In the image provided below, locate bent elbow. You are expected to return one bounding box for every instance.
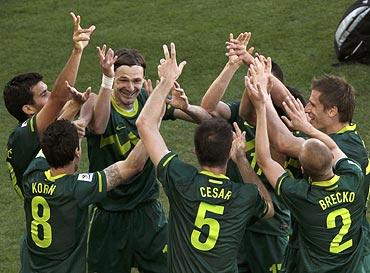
[264,202,275,219]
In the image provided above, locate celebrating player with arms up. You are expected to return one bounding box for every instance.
[136,43,274,273]
[22,120,148,273]
[4,12,95,198]
[246,58,370,273]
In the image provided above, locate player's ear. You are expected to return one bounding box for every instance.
[22,104,36,116]
[75,147,81,159]
[327,106,338,118]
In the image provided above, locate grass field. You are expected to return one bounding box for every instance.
[1,0,369,272]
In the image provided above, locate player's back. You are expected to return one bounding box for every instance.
[277,158,367,273]
[22,156,107,273]
[157,152,268,273]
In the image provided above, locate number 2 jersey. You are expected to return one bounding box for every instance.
[22,156,107,273]
[276,158,366,273]
[157,152,269,273]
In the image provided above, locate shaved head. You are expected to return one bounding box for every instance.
[299,139,333,178]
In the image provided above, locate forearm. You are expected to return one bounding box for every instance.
[201,62,240,112]
[52,48,83,101]
[270,75,294,108]
[58,100,81,121]
[141,78,174,128]
[79,92,97,126]
[89,86,112,134]
[104,142,148,191]
[255,105,272,166]
[239,88,255,122]
[174,105,212,124]
[235,156,272,203]
[266,99,302,158]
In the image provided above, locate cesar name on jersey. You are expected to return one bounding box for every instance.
[199,186,232,200]
[32,182,56,196]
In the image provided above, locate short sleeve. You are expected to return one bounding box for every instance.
[72,171,108,208]
[163,103,176,120]
[156,151,197,197]
[226,101,241,123]
[334,158,364,178]
[253,191,269,220]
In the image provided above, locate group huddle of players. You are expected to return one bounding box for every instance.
[4,12,370,273]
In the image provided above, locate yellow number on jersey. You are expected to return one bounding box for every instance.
[31,196,52,248]
[327,208,352,253]
[191,202,224,251]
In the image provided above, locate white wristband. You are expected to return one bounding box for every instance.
[101,74,114,89]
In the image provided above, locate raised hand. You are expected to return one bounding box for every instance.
[281,97,311,132]
[70,12,95,52]
[72,119,87,139]
[230,122,247,163]
[157,43,186,81]
[65,81,91,106]
[168,81,189,111]
[245,74,268,110]
[226,32,255,65]
[97,45,117,78]
[248,56,270,93]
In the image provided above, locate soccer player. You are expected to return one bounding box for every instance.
[4,12,95,198]
[85,45,210,273]
[22,119,148,273]
[201,33,290,273]
[246,69,369,272]
[136,42,274,273]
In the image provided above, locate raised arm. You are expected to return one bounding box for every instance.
[230,122,274,219]
[200,32,252,119]
[103,140,148,191]
[58,82,91,121]
[282,97,346,164]
[170,82,212,123]
[36,12,95,134]
[246,59,286,189]
[136,43,186,166]
[88,45,117,134]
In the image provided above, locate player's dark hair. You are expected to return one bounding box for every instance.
[311,74,355,123]
[114,48,146,74]
[3,72,43,122]
[274,86,307,118]
[271,60,284,83]
[299,139,333,179]
[41,120,79,168]
[194,118,233,168]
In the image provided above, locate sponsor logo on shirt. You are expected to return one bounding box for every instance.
[21,120,28,127]
[78,173,94,182]
[116,124,126,131]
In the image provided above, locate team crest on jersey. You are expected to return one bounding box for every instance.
[77,173,93,182]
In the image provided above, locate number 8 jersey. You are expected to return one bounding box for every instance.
[22,156,107,273]
[276,157,367,273]
[156,152,269,273]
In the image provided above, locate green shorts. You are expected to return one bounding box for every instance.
[237,230,288,273]
[87,200,168,273]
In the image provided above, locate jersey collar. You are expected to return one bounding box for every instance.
[336,123,357,134]
[199,170,230,180]
[311,175,339,189]
[44,170,67,182]
[111,95,139,117]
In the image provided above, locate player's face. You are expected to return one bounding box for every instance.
[113,65,144,109]
[30,81,51,113]
[305,90,332,132]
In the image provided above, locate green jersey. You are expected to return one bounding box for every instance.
[157,152,268,273]
[277,158,366,273]
[226,101,291,236]
[23,156,107,273]
[6,115,40,198]
[87,90,175,211]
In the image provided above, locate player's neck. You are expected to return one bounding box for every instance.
[200,165,227,176]
[50,163,76,176]
[310,169,335,183]
[323,121,349,135]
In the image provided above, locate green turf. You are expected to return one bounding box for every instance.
[1,0,368,272]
